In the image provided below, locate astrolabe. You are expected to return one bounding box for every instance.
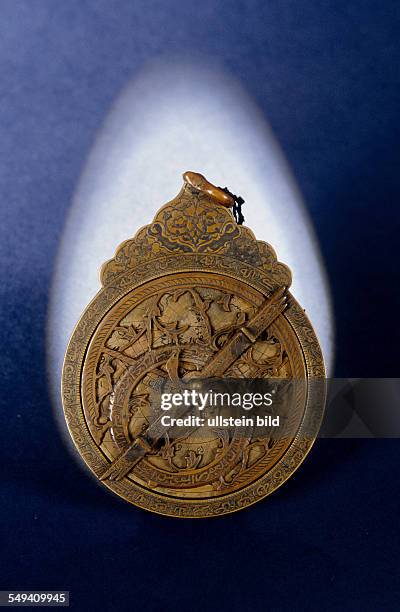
[62,171,325,517]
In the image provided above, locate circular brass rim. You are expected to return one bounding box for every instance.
[62,263,325,518]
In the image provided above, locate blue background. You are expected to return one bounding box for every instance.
[1,1,399,610]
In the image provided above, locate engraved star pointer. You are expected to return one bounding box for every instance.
[100,286,287,482]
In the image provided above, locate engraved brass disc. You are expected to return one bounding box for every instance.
[62,172,325,517]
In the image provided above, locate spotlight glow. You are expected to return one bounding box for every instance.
[48,60,334,420]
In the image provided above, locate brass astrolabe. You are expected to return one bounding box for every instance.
[62,171,325,517]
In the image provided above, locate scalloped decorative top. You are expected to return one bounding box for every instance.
[100,180,292,290]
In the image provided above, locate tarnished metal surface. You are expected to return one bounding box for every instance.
[62,172,325,517]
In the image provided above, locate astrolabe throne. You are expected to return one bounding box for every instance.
[62,171,325,517]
